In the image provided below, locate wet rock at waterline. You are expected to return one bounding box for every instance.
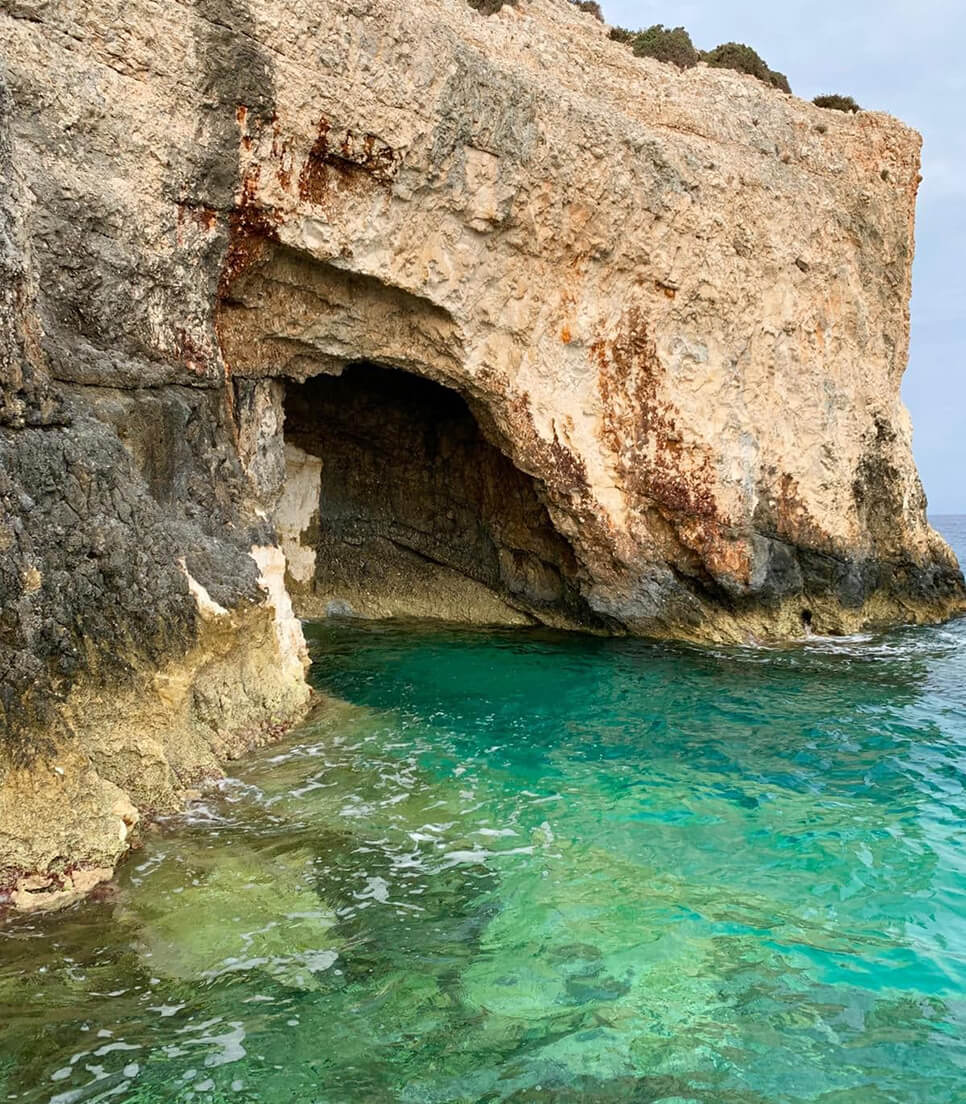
[1,0,964,902]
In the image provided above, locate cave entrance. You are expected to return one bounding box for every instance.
[277,362,593,628]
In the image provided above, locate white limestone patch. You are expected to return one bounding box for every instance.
[178,560,228,620]
[250,544,309,679]
[276,443,322,585]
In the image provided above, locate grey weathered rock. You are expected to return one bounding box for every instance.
[0,0,963,904]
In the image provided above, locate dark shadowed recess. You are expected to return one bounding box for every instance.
[283,363,605,629]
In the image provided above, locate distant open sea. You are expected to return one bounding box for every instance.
[933,513,966,554]
[0,519,964,1103]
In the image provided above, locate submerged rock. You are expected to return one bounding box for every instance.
[0,0,963,897]
[120,846,340,990]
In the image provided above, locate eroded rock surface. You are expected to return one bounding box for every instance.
[0,0,963,901]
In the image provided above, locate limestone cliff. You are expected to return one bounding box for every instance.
[0,0,963,905]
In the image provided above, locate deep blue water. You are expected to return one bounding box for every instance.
[0,520,964,1103]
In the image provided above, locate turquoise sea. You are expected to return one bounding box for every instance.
[2,519,965,1103]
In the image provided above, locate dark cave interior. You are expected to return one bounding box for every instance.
[282,363,596,628]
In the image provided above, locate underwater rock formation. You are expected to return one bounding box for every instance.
[0,0,963,903]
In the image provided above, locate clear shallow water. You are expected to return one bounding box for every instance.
[2,522,965,1103]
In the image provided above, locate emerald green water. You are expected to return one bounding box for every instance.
[3,521,966,1103]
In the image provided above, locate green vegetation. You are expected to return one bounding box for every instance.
[813,93,862,113]
[466,0,513,14]
[569,0,604,20]
[702,41,790,92]
[608,22,794,95]
[608,26,637,45]
[629,25,700,69]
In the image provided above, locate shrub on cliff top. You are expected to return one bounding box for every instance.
[703,42,791,92]
[631,25,700,69]
[568,0,604,21]
[466,0,513,14]
[608,26,637,45]
[767,69,791,94]
[608,24,794,95]
[813,93,862,113]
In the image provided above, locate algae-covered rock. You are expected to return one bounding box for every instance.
[121,845,339,991]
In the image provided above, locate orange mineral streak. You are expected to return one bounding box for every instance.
[298,117,401,208]
[591,308,764,585]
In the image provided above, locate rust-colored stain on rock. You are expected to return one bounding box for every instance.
[298,118,401,205]
[595,308,717,521]
[217,164,280,303]
[591,307,757,584]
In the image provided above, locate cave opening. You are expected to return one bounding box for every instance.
[277,362,597,629]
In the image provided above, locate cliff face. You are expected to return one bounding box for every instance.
[1,0,963,904]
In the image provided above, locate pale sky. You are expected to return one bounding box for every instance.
[601,1,965,514]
